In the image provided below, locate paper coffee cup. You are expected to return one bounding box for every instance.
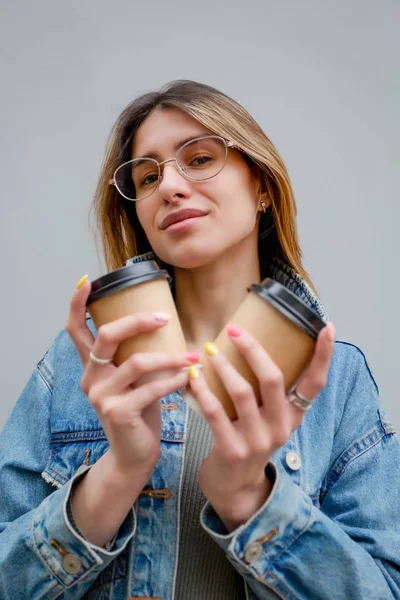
[185,278,326,420]
[86,261,187,380]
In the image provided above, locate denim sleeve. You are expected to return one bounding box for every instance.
[200,359,400,599]
[0,365,135,599]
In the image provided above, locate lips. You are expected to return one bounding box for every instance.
[160,208,208,230]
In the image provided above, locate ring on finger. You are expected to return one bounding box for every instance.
[287,388,313,411]
[89,351,114,365]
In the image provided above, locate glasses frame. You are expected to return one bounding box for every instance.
[109,135,242,202]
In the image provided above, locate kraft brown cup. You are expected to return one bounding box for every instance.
[86,261,187,382]
[184,279,325,420]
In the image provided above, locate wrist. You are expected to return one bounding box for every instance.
[70,451,154,547]
[103,450,156,489]
[214,474,273,532]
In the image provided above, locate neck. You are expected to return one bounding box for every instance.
[174,239,261,352]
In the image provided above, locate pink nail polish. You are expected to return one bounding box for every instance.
[185,352,201,363]
[153,312,171,323]
[226,323,245,337]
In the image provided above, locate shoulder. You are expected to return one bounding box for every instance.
[319,339,396,456]
[36,318,101,429]
[38,317,97,390]
[328,340,379,396]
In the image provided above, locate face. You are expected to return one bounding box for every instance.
[131,107,263,269]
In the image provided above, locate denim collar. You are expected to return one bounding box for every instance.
[125,251,329,322]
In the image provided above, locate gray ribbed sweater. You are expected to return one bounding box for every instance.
[174,409,245,599]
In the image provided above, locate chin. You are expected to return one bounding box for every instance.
[155,243,221,270]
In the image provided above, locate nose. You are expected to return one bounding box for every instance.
[158,162,192,203]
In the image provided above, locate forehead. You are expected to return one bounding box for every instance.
[131,108,213,159]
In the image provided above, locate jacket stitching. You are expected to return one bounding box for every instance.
[231,494,313,597]
[378,407,396,436]
[37,362,53,394]
[32,510,100,591]
[45,465,68,486]
[265,496,314,573]
[334,341,379,394]
[31,513,64,598]
[49,430,185,443]
[322,425,393,497]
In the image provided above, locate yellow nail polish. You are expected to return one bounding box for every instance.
[76,274,89,290]
[188,365,200,379]
[204,342,219,356]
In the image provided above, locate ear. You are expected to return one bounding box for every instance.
[257,188,271,212]
[256,180,271,212]
[252,168,271,212]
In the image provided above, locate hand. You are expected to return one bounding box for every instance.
[188,322,336,531]
[66,277,198,477]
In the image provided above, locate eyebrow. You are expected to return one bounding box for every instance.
[134,134,210,161]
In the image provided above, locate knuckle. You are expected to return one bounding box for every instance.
[226,446,247,463]
[101,402,119,422]
[97,325,113,345]
[128,353,142,371]
[267,371,284,389]
[87,384,103,407]
[314,374,328,390]
[234,383,253,402]
[249,439,269,456]
[202,404,222,421]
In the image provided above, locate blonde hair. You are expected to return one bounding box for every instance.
[90,80,316,293]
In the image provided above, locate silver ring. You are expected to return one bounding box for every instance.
[288,388,313,411]
[89,351,113,365]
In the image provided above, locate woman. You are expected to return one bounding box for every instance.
[0,80,399,599]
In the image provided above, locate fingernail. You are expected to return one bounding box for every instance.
[153,312,171,323]
[185,352,201,363]
[76,274,89,290]
[204,342,219,356]
[226,323,244,337]
[327,323,336,342]
[188,365,200,379]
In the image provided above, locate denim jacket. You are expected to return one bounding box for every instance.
[1,252,399,600]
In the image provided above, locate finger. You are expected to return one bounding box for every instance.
[187,367,235,452]
[128,369,190,412]
[203,343,262,428]
[86,312,171,376]
[65,277,95,364]
[294,322,336,404]
[224,325,286,420]
[99,351,200,396]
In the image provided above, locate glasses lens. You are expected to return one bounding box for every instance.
[114,159,159,201]
[177,136,227,181]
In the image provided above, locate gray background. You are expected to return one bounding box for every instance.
[1,1,399,430]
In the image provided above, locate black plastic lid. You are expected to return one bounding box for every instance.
[249,278,325,340]
[87,261,169,306]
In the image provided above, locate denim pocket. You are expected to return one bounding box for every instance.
[42,430,109,488]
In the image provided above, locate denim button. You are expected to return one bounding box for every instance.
[285,451,302,471]
[62,553,82,575]
[244,541,262,563]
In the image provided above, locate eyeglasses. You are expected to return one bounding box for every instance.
[109,135,240,202]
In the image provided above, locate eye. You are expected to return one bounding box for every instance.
[189,154,214,167]
[140,172,159,187]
